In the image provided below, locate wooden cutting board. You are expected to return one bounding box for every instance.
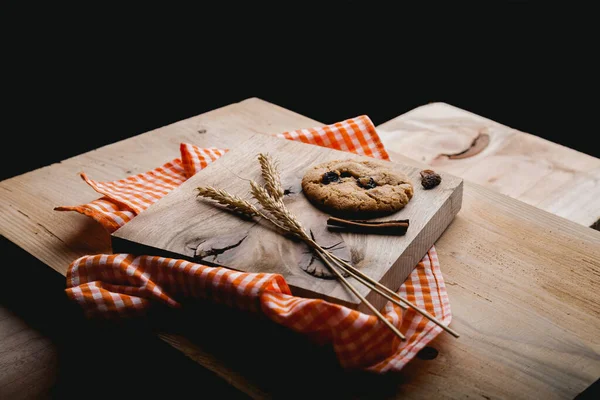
[111,133,463,312]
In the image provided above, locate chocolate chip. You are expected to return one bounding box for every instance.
[357,177,377,189]
[340,171,353,178]
[321,171,340,184]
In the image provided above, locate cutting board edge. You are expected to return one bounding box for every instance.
[360,179,464,313]
[112,233,364,308]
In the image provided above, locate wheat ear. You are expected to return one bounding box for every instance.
[196,186,259,217]
[258,153,284,202]
[249,181,307,238]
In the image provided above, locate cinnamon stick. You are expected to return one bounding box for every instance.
[326,216,409,235]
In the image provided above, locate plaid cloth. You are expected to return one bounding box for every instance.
[56,115,452,372]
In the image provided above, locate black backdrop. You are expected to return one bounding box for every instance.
[3,3,598,181]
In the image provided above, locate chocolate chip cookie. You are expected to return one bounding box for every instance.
[301,159,414,217]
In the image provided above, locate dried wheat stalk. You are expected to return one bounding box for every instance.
[195,186,288,232]
[195,187,259,217]
[257,153,284,202]
[249,180,306,238]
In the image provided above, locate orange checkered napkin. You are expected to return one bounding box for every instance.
[56,115,452,372]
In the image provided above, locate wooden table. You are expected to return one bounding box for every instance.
[1,98,599,399]
[377,102,600,229]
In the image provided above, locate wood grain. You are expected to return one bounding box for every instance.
[1,98,599,399]
[376,102,600,228]
[111,133,463,312]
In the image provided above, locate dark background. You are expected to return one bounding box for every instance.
[3,3,598,180]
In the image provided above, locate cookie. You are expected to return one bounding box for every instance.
[301,159,414,217]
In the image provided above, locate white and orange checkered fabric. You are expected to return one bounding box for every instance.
[56,115,452,372]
